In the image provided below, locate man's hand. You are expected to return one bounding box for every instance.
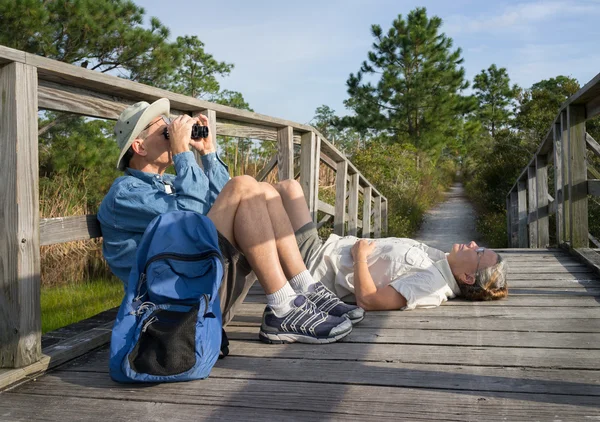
[169,115,195,155]
[189,114,216,155]
[351,239,376,262]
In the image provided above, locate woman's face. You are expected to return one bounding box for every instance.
[447,241,498,285]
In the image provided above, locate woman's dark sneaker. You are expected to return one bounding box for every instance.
[306,282,365,324]
[259,295,352,344]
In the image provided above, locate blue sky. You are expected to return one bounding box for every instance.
[141,0,600,125]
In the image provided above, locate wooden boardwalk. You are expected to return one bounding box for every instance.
[1,248,600,421]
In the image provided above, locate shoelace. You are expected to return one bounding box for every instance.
[281,296,329,335]
[308,285,343,313]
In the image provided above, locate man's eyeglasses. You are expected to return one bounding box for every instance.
[141,116,171,139]
[475,247,486,275]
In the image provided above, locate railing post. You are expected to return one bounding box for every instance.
[510,190,518,247]
[518,179,528,247]
[0,62,41,368]
[313,136,321,223]
[300,132,316,220]
[567,105,589,247]
[347,173,359,236]
[561,111,570,244]
[362,186,372,237]
[527,165,538,247]
[374,195,382,238]
[382,198,388,236]
[553,121,564,245]
[506,194,512,247]
[536,154,549,247]
[334,160,348,235]
[277,126,294,181]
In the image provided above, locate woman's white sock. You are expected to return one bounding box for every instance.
[266,282,297,317]
[288,270,317,293]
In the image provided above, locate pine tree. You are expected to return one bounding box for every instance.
[473,64,519,138]
[343,8,473,151]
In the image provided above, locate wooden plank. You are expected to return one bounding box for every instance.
[0,321,111,390]
[553,122,564,245]
[60,347,600,397]
[224,325,600,349]
[0,62,41,368]
[506,195,512,247]
[226,340,600,370]
[373,195,382,238]
[277,126,293,181]
[589,179,600,196]
[347,173,359,236]
[216,118,278,141]
[571,248,600,276]
[568,105,589,247]
[527,165,538,247]
[0,45,26,64]
[299,132,316,220]
[561,111,570,244]
[517,179,528,247]
[587,132,600,158]
[536,155,549,247]
[362,187,372,237]
[235,302,600,320]
[590,233,600,249]
[40,215,102,245]
[334,161,347,236]
[1,394,320,422]
[7,374,600,421]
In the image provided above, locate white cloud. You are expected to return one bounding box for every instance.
[445,1,599,34]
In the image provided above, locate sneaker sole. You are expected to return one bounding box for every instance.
[348,314,364,325]
[258,328,351,345]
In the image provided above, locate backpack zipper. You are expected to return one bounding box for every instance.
[135,251,224,302]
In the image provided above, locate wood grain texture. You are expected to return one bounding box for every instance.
[536,155,549,247]
[518,179,528,247]
[373,195,382,238]
[40,215,102,245]
[527,165,538,247]
[561,111,571,243]
[554,122,564,245]
[347,173,359,236]
[362,186,372,237]
[568,105,588,247]
[277,126,293,181]
[334,161,347,236]
[313,136,321,222]
[382,198,388,236]
[299,132,316,219]
[0,62,41,368]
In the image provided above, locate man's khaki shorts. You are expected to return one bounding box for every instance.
[217,222,322,326]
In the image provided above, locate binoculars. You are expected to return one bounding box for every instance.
[162,124,209,140]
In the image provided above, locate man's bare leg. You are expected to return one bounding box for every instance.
[260,180,310,279]
[272,179,313,232]
[207,175,286,295]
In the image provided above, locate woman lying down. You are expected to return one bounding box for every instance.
[300,228,508,311]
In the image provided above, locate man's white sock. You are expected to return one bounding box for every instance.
[266,282,297,317]
[288,270,318,293]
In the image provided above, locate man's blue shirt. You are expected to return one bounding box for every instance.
[98,151,230,286]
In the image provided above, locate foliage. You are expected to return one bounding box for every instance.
[351,141,456,237]
[343,8,475,151]
[312,105,362,153]
[472,64,519,138]
[41,278,123,333]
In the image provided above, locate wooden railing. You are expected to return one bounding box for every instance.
[506,71,600,271]
[0,45,387,369]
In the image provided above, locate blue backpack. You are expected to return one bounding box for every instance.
[109,211,227,383]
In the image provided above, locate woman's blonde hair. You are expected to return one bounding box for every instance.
[459,253,508,301]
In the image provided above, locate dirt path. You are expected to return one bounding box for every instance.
[414,182,484,253]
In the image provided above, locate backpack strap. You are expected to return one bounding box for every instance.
[219,328,229,359]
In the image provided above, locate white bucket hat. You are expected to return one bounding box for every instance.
[114,98,170,170]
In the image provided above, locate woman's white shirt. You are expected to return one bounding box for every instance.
[307,235,461,310]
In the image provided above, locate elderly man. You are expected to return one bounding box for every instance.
[98,98,363,345]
